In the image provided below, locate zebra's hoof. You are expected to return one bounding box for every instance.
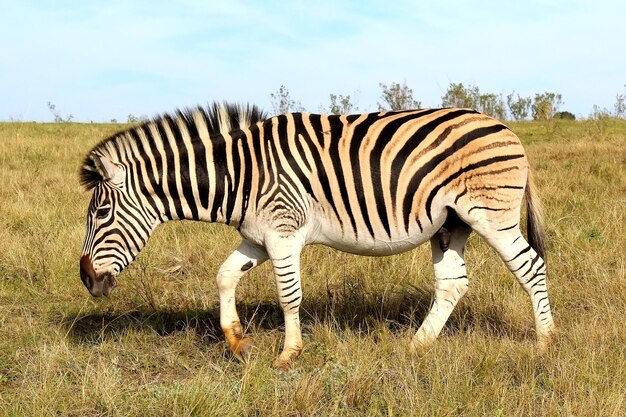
[408,341,424,355]
[272,347,302,371]
[537,329,558,354]
[231,337,254,362]
[273,358,292,372]
[409,334,433,355]
[236,337,255,360]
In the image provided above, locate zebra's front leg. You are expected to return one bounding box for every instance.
[265,233,304,371]
[411,225,471,351]
[217,240,268,361]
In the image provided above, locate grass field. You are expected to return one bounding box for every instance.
[0,118,625,416]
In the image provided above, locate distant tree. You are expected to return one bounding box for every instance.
[46,101,73,123]
[614,93,625,118]
[378,81,421,111]
[441,83,479,109]
[325,93,358,115]
[589,105,612,120]
[553,111,576,120]
[442,83,506,119]
[270,85,304,115]
[127,114,149,123]
[532,92,563,120]
[478,93,507,120]
[506,92,532,121]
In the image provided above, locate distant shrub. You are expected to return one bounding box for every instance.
[442,83,506,120]
[506,92,532,121]
[270,85,305,115]
[378,81,421,111]
[46,101,73,123]
[554,111,576,120]
[589,105,612,120]
[615,93,625,118]
[442,83,479,109]
[532,92,563,120]
[324,93,359,115]
[127,114,149,123]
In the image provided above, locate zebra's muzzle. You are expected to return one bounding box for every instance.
[80,255,117,297]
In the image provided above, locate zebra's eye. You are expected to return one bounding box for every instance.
[96,206,111,219]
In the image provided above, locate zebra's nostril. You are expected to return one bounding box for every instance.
[80,255,95,290]
[81,269,92,289]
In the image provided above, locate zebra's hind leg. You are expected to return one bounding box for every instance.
[217,240,269,361]
[410,218,472,351]
[479,229,557,351]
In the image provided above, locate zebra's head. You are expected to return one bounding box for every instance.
[79,151,158,297]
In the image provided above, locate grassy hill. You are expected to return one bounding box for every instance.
[0,119,624,416]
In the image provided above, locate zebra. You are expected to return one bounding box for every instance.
[79,102,556,370]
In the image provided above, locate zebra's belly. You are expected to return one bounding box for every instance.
[309,224,439,257]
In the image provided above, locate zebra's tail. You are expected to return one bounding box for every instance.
[525,169,547,263]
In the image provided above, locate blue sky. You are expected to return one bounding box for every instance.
[1,0,624,121]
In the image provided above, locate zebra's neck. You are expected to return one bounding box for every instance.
[198,128,250,227]
[80,103,268,231]
[129,117,251,227]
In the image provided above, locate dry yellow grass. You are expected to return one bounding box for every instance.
[0,118,624,416]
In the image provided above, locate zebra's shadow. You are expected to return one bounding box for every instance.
[60,282,524,349]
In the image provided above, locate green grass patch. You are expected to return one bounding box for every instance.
[0,120,624,416]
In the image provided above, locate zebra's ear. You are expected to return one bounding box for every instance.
[91,153,124,184]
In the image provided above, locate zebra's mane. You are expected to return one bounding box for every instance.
[79,102,267,191]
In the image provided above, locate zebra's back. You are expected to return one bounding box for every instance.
[241,108,528,256]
